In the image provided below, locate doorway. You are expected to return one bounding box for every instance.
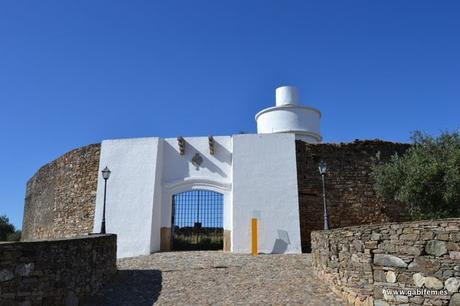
[171,190,223,250]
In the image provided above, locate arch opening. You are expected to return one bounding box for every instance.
[171,189,224,251]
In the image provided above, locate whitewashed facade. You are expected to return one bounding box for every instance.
[93,86,321,258]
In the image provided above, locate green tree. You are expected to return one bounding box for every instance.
[0,215,21,241]
[372,131,460,220]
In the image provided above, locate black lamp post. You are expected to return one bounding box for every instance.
[101,166,111,234]
[318,160,329,230]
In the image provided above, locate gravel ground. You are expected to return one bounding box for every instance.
[84,251,343,306]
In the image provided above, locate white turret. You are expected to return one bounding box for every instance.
[276,86,299,106]
[255,86,322,143]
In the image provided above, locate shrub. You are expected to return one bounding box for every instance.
[0,215,21,241]
[372,131,460,220]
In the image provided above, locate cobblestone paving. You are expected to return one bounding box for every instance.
[84,251,343,306]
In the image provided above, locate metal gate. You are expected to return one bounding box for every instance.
[171,190,224,251]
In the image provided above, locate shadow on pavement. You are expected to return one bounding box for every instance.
[83,269,162,306]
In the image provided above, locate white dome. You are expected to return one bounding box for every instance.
[255,86,322,143]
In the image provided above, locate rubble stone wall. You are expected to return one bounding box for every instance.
[22,143,101,240]
[296,140,411,251]
[0,234,117,305]
[311,219,460,306]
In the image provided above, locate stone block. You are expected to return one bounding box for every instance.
[425,276,444,289]
[403,227,414,234]
[426,240,448,257]
[371,232,381,241]
[399,245,422,256]
[0,269,14,282]
[408,256,441,273]
[394,295,409,303]
[374,254,408,268]
[413,273,425,287]
[347,292,357,305]
[445,277,460,294]
[374,269,386,282]
[447,242,459,251]
[365,241,378,249]
[450,252,460,260]
[451,233,460,243]
[397,272,412,284]
[352,240,364,252]
[400,234,418,241]
[386,271,397,283]
[436,233,450,241]
[422,231,435,240]
[450,293,460,306]
[15,263,34,277]
[374,299,390,306]
[409,295,424,304]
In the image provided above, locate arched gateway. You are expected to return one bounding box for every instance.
[89,86,309,258]
[22,86,411,259]
[171,190,223,250]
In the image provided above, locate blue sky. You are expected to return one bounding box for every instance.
[1,1,459,228]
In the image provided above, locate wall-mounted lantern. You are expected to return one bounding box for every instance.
[177,136,185,155]
[208,136,215,155]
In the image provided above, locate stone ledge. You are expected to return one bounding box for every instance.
[2,233,114,244]
[0,234,117,305]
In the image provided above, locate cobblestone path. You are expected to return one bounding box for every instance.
[84,251,343,306]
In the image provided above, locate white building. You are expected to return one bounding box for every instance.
[92,86,322,258]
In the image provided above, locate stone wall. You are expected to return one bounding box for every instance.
[0,234,116,305]
[296,140,411,252]
[311,219,460,306]
[22,143,101,240]
[21,138,413,249]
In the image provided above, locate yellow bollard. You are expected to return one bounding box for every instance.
[251,218,258,256]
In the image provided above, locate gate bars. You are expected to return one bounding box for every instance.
[172,190,224,250]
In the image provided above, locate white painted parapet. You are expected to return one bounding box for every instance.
[93,137,162,258]
[255,86,322,143]
[232,133,302,254]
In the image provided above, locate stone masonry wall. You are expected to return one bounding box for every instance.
[22,143,101,240]
[0,234,116,306]
[296,140,411,252]
[311,219,460,306]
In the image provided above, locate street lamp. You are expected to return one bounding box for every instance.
[318,160,329,230]
[101,166,111,234]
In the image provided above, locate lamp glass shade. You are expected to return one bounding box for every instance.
[318,160,327,175]
[102,167,111,180]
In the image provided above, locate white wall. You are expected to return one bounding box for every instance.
[161,136,233,231]
[150,139,164,253]
[93,137,161,258]
[94,136,233,258]
[255,106,322,143]
[232,133,302,254]
[93,133,302,257]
